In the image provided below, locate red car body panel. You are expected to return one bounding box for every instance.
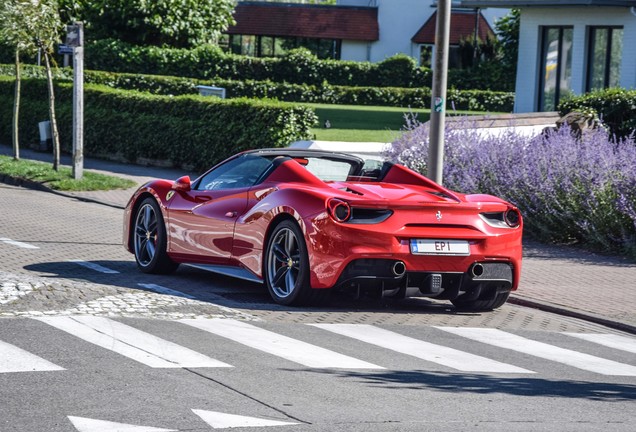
[124,149,522,303]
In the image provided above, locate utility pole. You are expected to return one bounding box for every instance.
[68,22,84,180]
[427,0,451,185]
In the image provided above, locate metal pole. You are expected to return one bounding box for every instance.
[427,0,451,185]
[72,23,84,180]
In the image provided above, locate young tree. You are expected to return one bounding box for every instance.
[0,0,64,169]
[495,9,520,80]
[0,0,32,161]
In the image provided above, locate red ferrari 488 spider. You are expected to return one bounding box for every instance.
[123,148,522,310]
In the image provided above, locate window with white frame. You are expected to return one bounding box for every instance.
[586,26,623,92]
[539,26,573,112]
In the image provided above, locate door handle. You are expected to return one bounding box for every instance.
[195,195,212,203]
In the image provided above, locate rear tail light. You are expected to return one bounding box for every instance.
[328,198,351,222]
[480,209,522,229]
[504,209,521,228]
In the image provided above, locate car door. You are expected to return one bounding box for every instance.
[166,154,273,264]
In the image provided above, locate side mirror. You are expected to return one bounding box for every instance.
[172,176,191,192]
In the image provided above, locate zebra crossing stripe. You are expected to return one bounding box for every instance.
[180,318,383,369]
[563,332,636,355]
[192,410,300,429]
[0,340,65,373]
[437,327,636,376]
[68,416,176,432]
[137,283,195,299]
[0,237,39,249]
[67,260,120,274]
[310,324,532,374]
[33,316,232,369]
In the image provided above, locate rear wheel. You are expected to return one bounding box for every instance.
[133,197,179,274]
[451,289,510,311]
[265,220,327,306]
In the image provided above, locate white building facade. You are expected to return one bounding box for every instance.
[339,0,507,63]
[462,1,636,112]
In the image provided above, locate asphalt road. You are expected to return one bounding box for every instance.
[1,184,635,432]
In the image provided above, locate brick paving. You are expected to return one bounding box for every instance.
[2,145,635,333]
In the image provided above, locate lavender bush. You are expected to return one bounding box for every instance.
[386,117,636,260]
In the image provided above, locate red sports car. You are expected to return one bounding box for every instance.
[123,148,522,310]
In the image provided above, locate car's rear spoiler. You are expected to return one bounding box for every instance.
[381,164,462,202]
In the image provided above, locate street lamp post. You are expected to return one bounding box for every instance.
[67,22,84,180]
[427,0,451,185]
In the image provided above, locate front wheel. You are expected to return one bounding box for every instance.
[265,220,322,306]
[133,197,179,274]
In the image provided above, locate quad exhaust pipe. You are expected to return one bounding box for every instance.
[392,261,406,277]
[471,263,484,278]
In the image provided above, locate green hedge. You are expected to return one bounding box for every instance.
[0,64,515,112]
[558,88,636,138]
[0,42,13,64]
[84,39,514,91]
[85,40,431,88]
[0,76,317,171]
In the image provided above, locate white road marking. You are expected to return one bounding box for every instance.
[68,260,120,274]
[137,283,195,299]
[0,237,39,249]
[311,324,532,374]
[181,318,383,369]
[437,327,636,376]
[192,410,300,429]
[68,416,176,432]
[563,332,636,355]
[0,340,65,373]
[34,316,232,369]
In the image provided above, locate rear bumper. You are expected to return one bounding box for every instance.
[334,259,514,300]
[304,213,522,291]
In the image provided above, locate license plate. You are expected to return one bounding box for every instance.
[410,239,470,256]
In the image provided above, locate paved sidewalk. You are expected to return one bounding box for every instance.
[2,145,636,333]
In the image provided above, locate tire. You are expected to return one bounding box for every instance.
[132,197,179,274]
[264,220,326,306]
[451,289,510,312]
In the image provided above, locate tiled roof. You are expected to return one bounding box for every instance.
[227,2,379,41]
[412,10,495,45]
[460,0,636,6]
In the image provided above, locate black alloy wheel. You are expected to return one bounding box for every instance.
[133,197,178,274]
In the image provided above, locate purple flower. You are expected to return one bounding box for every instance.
[386,117,636,259]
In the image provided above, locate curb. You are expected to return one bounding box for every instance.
[0,174,50,193]
[0,174,126,210]
[508,295,636,335]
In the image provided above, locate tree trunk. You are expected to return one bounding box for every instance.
[43,51,61,171]
[12,49,20,161]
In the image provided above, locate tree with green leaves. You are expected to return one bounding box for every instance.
[60,0,236,48]
[494,9,520,80]
[0,0,64,169]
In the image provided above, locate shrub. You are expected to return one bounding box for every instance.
[0,64,515,112]
[84,38,516,90]
[448,61,514,92]
[0,77,317,171]
[386,117,636,260]
[558,88,636,138]
[376,54,419,88]
[0,41,13,64]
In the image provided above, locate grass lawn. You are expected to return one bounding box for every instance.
[0,155,136,191]
[305,103,481,142]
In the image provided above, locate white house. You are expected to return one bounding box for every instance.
[225,1,508,67]
[461,0,636,112]
[338,0,507,64]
